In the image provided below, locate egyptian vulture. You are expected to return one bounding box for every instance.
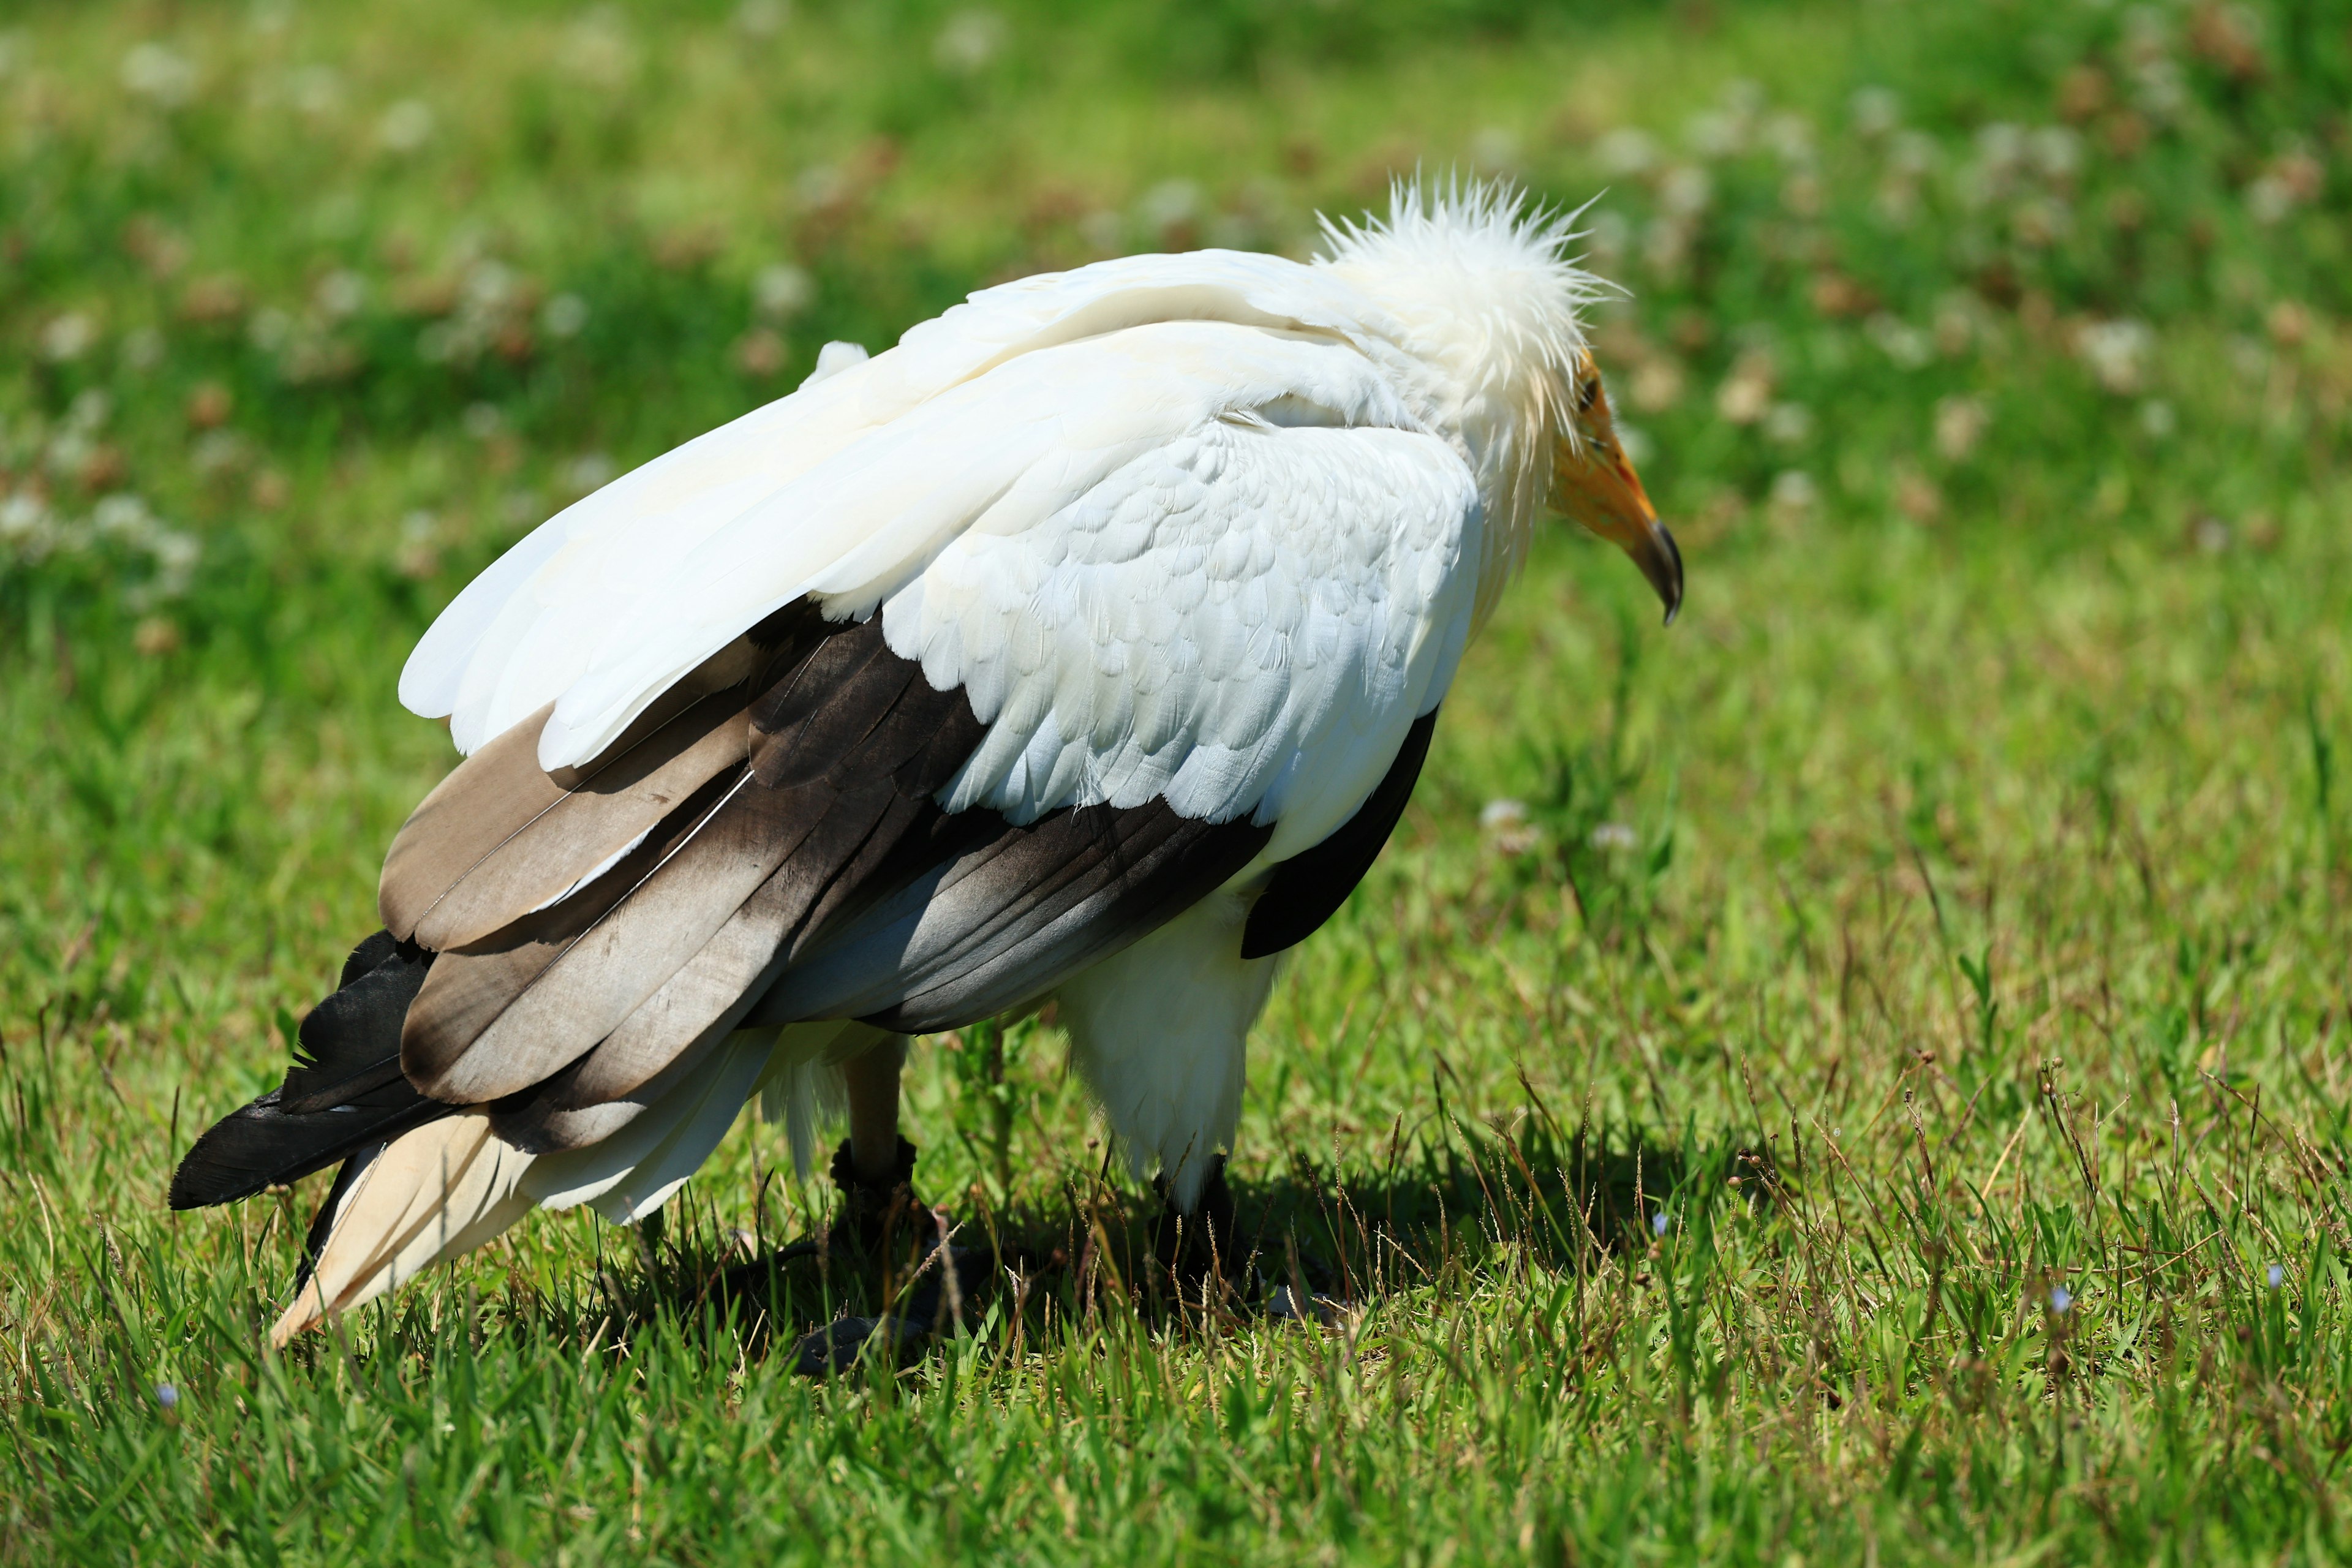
[170,183,1679,1341]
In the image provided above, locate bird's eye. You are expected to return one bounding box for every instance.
[1575,375,1603,415]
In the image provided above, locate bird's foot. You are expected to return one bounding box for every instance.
[777,1137,1002,1376]
[788,1242,995,1376]
[712,1136,932,1316]
[1152,1155,1243,1306]
[826,1134,933,1258]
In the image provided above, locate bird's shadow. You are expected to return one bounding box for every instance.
[584,1102,1779,1371]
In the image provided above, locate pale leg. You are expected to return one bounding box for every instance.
[842,1035,908,1185]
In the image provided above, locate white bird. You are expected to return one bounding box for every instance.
[170,183,1678,1344]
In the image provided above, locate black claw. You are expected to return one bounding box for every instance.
[786,1246,996,1378]
[790,1314,902,1376]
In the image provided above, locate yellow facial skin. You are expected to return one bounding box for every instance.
[1551,358,1683,624]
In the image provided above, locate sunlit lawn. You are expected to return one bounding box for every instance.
[4,1,2351,1561]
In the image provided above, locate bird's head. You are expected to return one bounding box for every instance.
[1318,179,1681,627]
[1550,352,1681,625]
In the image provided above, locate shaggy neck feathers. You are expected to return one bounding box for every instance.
[1316,182,1607,622]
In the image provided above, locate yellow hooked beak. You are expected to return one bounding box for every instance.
[1553,374,1683,625]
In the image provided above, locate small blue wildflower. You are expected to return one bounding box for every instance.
[2048,1285,2073,1314]
[1651,1210,1670,1237]
[2268,1264,2285,1289]
[156,1382,179,1409]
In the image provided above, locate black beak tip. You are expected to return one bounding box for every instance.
[1654,523,1684,627]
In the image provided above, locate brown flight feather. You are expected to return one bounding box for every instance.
[378,703,566,942]
[407,693,757,951]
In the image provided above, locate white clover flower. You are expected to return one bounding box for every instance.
[1764,113,1814,164]
[92,494,154,539]
[151,528,200,580]
[1594,128,1659,178]
[2077,318,2155,394]
[1975,123,2027,175]
[933,10,1006,75]
[1470,126,1521,173]
[1137,179,1202,239]
[1078,209,1125,254]
[1868,313,1933,370]
[1581,209,1631,270]
[1479,799,1528,831]
[1934,396,1989,462]
[67,389,112,431]
[121,43,197,108]
[287,64,344,118]
[796,164,846,209]
[121,326,167,371]
[753,263,813,321]
[247,306,293,353]
[541,293,589,338]
[315,270,367,318]
[41,312,95,363]
[1589,821,1638,851]
[1658,166,1712,218]
[1768,470,1819,516]
[2028,126,2082,183]
[378,99,435,154]
[1850,86,1900,138]
[462,259,516,311]
[0,494,52,557]
[1764,402,1813,447]
[1684,110,1746,160]
[565,453,617,494]
[559,11,637,88]
[736,0,788,36]
[192,431,246,474]
[1887,130,1939,178]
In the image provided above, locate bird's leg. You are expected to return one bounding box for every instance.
[787,1034,995,1377]
[828,1035,927,1254]
[843,1036,908,1185]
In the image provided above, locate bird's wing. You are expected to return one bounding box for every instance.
[385,320,1477,1106]
[399,250,1392,768]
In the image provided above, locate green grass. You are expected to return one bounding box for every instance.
[6,0,2352,1561]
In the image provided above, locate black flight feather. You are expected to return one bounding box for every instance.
[1240,707,1438,959]
[168,935,450,1210]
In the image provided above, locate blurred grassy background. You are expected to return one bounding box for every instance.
[4,1,2351,1562]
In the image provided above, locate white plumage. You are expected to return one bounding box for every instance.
[187,184,1678,1342]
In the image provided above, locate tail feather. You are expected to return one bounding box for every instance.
[274,1031,791,1340]
[270,1112,536,1345]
